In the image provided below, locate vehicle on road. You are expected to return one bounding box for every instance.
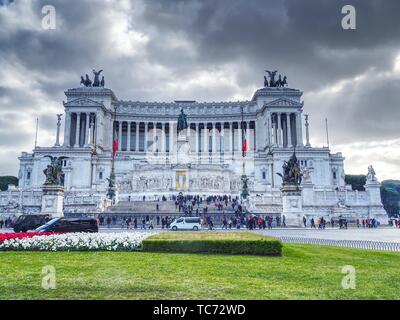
[34,217,98,233]
[169,217,201,231]
[13,214,52,232]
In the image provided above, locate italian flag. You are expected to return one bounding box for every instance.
[242,128,247,156]
[112,128,118,158]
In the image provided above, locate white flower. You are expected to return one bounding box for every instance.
[0,232,156,252]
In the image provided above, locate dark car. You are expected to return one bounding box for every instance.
[35,217,98,233]
[13,214,52,232]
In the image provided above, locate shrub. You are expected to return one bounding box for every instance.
[142,232,282,256]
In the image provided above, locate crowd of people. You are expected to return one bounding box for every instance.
[0,217,14,229]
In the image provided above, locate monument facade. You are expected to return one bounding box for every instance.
[0,70,388,223]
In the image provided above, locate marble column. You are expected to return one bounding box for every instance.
[63,112,71,147]
[203,124,208,154]
[212,122,216,155]
[160,123,165,153]
[135,123,139,151]
[127,121,131,151]
[84,113,90,146]
[152,123,157,152]
[296,113,303,146]
[118,121,122,151]
[246,121,250,151]
[74,112,81,148]
[230,123,234,155]
[287,114,292,147]
[144,122,148,152]
[277,113,282,147]
[220,124,224,154]
[195,123,199,154]
[169,121,174,154]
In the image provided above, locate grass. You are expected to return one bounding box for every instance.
[1,243,400,299]
[142,232,282,255]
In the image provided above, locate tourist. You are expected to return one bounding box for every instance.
[222,217,228,229]
[258,216,263,229]
[356,218,361,228]
[0,219,3,229]
[282,215,286,227]
[331,218,335,228]
[106,216,111,229]
[310,217,316,229]
[303,216,307,228]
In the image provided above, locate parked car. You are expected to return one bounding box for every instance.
[170,217,201,231]
[13,214,52,232]
[34,217,98,233]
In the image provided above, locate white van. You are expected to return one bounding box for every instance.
[170,217,201,231]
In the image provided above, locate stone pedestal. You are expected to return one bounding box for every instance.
[177,130,190,164]
[364,180,389,224]
[41,184,65,217]
[281,185,303,227]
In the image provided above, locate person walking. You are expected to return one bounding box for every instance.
[303,216,307,228]
[311,217,316,229]
[106,216,111,229]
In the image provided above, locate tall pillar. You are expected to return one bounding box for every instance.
[212,122,216,155]
[63,112,71,147]
[152,123,157,152]
[220,124,224,154]
[287,114,292,147]
[271,113,276,146]
[74,112,81,148]
[203,124,208,154]
[296,113,303,146]
[55,114,62,147]
[118,121,122,151]
[143,122,149,152]
[161,123,166,153]
[135,122,139,151]
[230,123,234,155]
[277,113,282,147]
[127,122,131,151]
[84,113,90,146]
[304,114,311,147]
[169,121,174,154]
[195,123,199,154]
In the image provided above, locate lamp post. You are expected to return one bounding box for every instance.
[107,106,117,203]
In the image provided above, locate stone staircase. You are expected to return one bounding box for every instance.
[105,200,236,215]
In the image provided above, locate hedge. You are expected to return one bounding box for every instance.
[142,234,282,256]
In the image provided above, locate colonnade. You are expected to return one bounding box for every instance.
[113,120,256,155]
[270,112,302,147]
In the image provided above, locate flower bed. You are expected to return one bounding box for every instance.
[0,232,155,252]
[0,232,58,243]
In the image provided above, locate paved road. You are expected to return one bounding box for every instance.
[255,228,400,243]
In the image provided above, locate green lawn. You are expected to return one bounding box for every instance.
[0,244,399,299]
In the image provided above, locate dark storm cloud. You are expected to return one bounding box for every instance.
[0,0,399,178]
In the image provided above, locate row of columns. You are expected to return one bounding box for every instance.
[114,120,255,154]
[64,112,96,148]
[270,112,302,148]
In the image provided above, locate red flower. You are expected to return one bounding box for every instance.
[0,232,60,243]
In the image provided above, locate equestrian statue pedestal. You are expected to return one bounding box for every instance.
[281,185,303,227]
[41,184,65,218]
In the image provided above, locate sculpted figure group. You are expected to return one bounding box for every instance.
[80,69,105,87]
[264,70,288,87]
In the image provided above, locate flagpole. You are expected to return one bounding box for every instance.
[34,117,39,149]
[107,106,117,203]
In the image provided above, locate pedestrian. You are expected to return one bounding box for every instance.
[311,217,316,229]
[0,219,3,229]
[282,215,286,228]
[303,216,307,228]
[106,216,111,229]
[331,218,334,228]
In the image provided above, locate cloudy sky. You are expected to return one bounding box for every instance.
[0,0,399,180]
